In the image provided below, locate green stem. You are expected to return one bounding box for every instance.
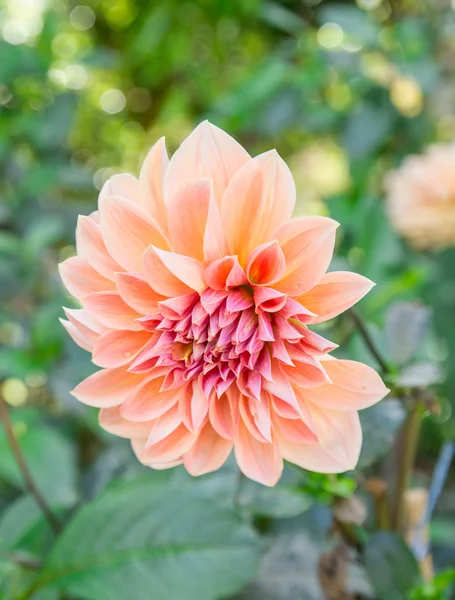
[392,400,425,533]
[350,310,391,374]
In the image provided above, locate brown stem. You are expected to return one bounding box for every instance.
[0,393,62,534]
[392,399,425,533]
[366,478,391,530]
[350,310,391,374]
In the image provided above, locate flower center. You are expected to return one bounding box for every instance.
[130,285,327,398]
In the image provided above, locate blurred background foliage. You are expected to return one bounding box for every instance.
[1,0,455,598]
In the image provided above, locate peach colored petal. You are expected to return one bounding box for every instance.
[179,380,209,432]
[272,413,317,444]
[99,406,153,439]
[99,195,168,272]
[83,291,142,331]
[63,307,105,335]
[140,424,198,465]
[203,193,229,263]
[146,403,182,446]
[298,271,375,324]
[100,173,140,204]
[221,151,296,264]
[167,179,212,261]
[71,367,144,408]
[204,256,247,290]
[246,240,286,286]
[143,246,193,297]
[276,407,362,473]
[59,256,115,299]
[139,137,169,237]
[75,215,122,281]
[302,359,389,411]
[92,330,152,368]
[239,394,271,443]
[165,121,250,207]
[234,419,283,487]
[120,377,182,422]
[183,422,233,476]
[149,247,206,294]
[59,319,93,352]
[273,217,339,296]
[209,393,237,440]
[116,272,165,315]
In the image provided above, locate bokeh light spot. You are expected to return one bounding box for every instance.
[70,6,96,31]
[100,89,126,114]
[317,23,344,49]
[2,379,28,407]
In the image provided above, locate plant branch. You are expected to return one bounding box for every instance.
[0,393,62,534]
[392,399,425,533]
[350,310,391,374]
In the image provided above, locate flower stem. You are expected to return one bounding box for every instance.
[392,399,425,533]
[350,310,391,374]
[0,392,62,534]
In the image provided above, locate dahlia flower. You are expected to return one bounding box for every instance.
[59,122,388,486]
[386,144,455,250]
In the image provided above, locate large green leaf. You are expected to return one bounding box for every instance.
[34,476,261,600]
[364,532,420,600]
[358,399,405,468]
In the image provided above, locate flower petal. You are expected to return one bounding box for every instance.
[204,256,247,290]
[298,271,375,323]
[234,419,283,486]
[246,240,286,286]
[222,151,296,264]
[146,247,206,294]
[92,329,152,368]
[76,215,122,281]
[274,217,339,296]
[209,393,237,440]
[116,272,165,315]
[165,120,250,206]
[100,173,140,204]
[184,422,233,476]
[140,424,198,465]
[99,195,168,272]
[83,291,142,330]
[59,318,93,352]
[59,256,115,299]
[120,377,182,422]
[139,137,169,237]
[143,246,194,297]
[99,406,153,438]
[71,367,143,408]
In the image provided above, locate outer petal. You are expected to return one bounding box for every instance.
[71,367,143,408]
[99,406,153,439]
[221,150,296,264]
[275,407,362,473]
[59,256,115,299]
[120,378,182,422]
[99,195,168,272]
[140,424,198,465]
[116,272,165,315]
[273,217,339,296]
[298,271,375,323]
[165,121,250,206]
[234,419,283,486]
[146,247,206,295]
[99,173,140,204]
[143,246,193,297]
[139,137,169,237]
[302,359,389,411]
[59,318,93,352]
[83,291,142,331]
[246,240,286,286]
[75,215,122,281]
[92,330,151,368]
[184,422,233,476]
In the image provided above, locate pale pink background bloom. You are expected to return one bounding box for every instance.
[386,144,455,250]
[59,122,388,486]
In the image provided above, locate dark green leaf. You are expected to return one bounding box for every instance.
[358,399,406,468]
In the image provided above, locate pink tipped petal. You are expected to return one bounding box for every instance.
[165,121,250,207]
[184,422,233,476]
[204,255,247,291]
[140,424,198,465]
[139,137,169,237]
[149,247,206,295]
[298,271,375,324]
[99,406,153,439]
[143,246,193,297]
[59,318,94,352]
[167,179,212,261]
[92,329,151,368]
[75,215,122,281]
[120,378,182,422]
[116,272,165,315]
[246,240,286,286]
[99,196,168,272]
[100,173,140,204]
[303,359,389,411]
[234,419,283,487]
[83,291,142,331]
[276,408,362,473]
[59,256,115,299]
[71,367,143,408]
[254,287,287,313]
[222,151,296,264]
[274,217,339,296]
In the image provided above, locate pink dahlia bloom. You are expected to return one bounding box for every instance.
[59,122,388,486]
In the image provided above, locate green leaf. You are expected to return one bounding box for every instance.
[364,532,420,600]
[0,409,77,505]
[35,476,261,600]
[237,478,312,518]
[358,399,406,468]
[385,302,431,366]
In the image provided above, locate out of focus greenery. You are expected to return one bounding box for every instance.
[1,0,455,598]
